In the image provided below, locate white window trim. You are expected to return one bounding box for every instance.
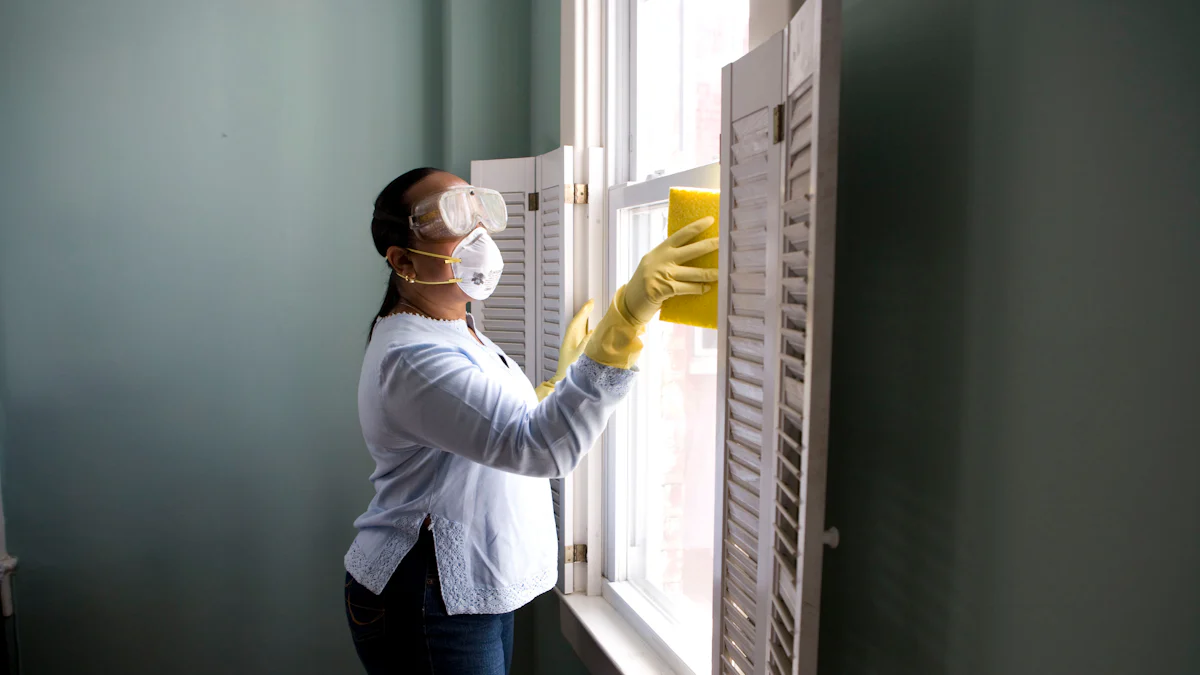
[558,0,796,673]
[601,162,720,675]
[560,0,607,601]
[605,0,633,187]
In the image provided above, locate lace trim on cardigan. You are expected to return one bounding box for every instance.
[575,354,637,398]
[431,516,557,615]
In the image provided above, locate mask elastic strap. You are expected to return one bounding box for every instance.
[394,248,464,284]
[395,272,463,285]
[406,248,462,264]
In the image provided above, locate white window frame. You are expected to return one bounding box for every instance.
[605,0,633,187]
[602,162,721,675]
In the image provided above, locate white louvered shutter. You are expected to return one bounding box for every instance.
[714,29,786,675]
[470,157,538,380]
[713,1,841,673]
[771,2,841,672]
[534,146,580,593]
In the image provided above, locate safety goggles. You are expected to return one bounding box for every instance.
[408,186,508,241]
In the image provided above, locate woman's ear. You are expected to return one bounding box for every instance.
[386,246,416,282]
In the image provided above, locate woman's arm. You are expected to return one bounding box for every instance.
[380,215,718,477]
[379,342,633,478]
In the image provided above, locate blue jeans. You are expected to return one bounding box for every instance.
[344,527,514,674]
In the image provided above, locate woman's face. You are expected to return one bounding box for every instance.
[387,172,477,302]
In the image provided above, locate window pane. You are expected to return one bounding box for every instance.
[634,0,750,181]
[615,202,716,641]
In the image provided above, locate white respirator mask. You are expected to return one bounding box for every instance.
[400,227,505,301]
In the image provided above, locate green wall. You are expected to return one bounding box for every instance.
[820,0,1200,673]
[442,0,534,179]
[530,0,562,156]
[0,0,541,672]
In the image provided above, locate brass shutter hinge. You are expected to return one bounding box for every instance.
[528,192,540,211]
[565,183,589,205]
[773,103,785,144]
[564,544,587,563]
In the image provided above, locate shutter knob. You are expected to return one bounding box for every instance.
[823,527,840,549]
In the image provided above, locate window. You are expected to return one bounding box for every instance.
[604,166,721,675]
[552,1,841,673]
[631,0,750,181]
[617,201,716,613]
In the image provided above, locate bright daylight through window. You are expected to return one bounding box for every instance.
[634,0,750,180]
[614,203,717,633]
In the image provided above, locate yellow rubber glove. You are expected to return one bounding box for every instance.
[622,216,720,324]
[535,299,596,401]
[582,286,644,369]
[584,217,720,370]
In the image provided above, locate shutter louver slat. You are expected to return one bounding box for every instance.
[729,358,765,383]
[485,308,525,320]
[494,239,528,252]
[483,296,524,308]
[729,316,766,339]
[729,338,766,364]
[728,378,765,406]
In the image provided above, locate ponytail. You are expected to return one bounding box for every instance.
[368,273,402,342]
[366,167,444,344]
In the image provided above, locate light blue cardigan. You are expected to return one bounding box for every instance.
[345,312,634,614]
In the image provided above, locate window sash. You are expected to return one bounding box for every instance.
[602,161,720,675]
[614,0,753,183]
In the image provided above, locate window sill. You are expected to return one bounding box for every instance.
[558,591,679,675]
[603,581,707,675]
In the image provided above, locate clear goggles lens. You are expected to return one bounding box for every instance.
[409,186,508,240]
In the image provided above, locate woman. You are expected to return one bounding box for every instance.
[344,167,717,674]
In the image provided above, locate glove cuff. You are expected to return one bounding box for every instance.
[534,381,556,402]
[583,286,647,370]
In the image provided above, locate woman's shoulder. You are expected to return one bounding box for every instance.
[369,314,479,370]
[372,313,473,345]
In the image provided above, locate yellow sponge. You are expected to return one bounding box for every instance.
[660,187,720,329]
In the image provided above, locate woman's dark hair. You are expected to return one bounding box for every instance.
[368,167,444,341]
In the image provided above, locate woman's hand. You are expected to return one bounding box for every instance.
[555,299,595,380]
[622,216,719,325]
[535,299,595,401]
[582,216,719,371]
